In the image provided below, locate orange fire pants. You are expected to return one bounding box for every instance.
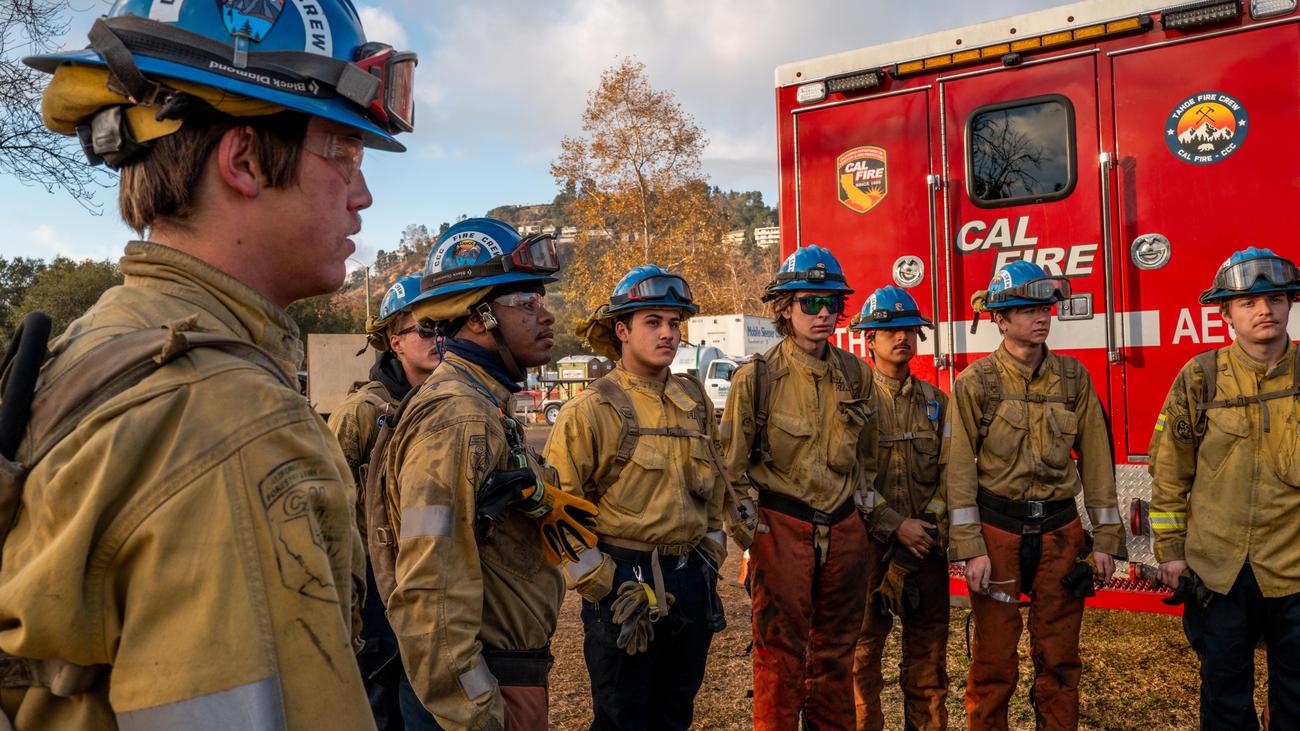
[966,517,1087,731]
[750,505,870,731]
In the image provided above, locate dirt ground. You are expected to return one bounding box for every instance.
[547,545,1267,730]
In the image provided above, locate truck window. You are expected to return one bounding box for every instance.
[966,94,1076,207]
[710,361,737,382]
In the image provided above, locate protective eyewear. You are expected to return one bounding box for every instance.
[503,234,561,275]
[354,43,418,134]
[492,292,547,314]
[797,295,846,315]
[303,131,364,183]
[610,274,694,308]
[1212,255,1299,292]
[395,324,437,339]
[988,276,1072,304]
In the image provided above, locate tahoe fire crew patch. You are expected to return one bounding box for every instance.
[836,146,888,213]
[259,457,340,603]
[1165,92,1248,165]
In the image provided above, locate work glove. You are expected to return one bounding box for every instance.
[517,481,599,566]
[475,467,536,541]
[610,580,676,656]
[728,496,759,550]
[575,306,619,361]
[569,551,616,604]
[1061,551,1098,599]
[1162,571,1215,610]
[872,548,923,618]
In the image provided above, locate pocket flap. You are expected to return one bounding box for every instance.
[912,432,940,455]
[630,444,667,471]
[771,412,813,438]
[994,401,1028,430]
[1205,407,1250,438]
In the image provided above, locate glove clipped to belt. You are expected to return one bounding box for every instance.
[610,579,676,656]
[1162,570,1215,610]
[872,543,924,618]
[1061,550,1098,599]
[728,496,759,550]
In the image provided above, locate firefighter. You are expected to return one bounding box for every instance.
[0,3,411,729]
[375,218,599,731]
[1149,247,1300,729]
[327,273,440,730]
[948,260,1125,730]
[849,286,949,731]
[544,265,729,730]
[720,245,882,731]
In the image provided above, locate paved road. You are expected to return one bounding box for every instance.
[524,425,551,452]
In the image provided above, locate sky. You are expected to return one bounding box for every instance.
[3,0,1064,269]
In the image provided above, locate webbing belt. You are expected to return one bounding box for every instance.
[481,647,553,687]
[878,431,936,443]
[759,492,856,526]
[976,489,1078,601]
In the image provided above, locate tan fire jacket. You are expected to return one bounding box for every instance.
[383,353,564,729]
[720,337,881,516]
[870,370,949,545]
[0,242,373,730]
[946,345,1125,561]
[329,380,394,533]
[1149,341,1300,597]
[543,366,727,591]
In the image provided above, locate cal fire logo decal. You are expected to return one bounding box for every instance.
[1165,92,1248,165]
[836,146,888,214]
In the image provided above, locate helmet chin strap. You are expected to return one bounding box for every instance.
[474,302,527,383]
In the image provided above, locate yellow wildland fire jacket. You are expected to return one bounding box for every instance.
[870,369,949,545]
[1149,341,1300,597]
[0,242,373,730]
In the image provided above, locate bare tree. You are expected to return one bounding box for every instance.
[1,1,113,211]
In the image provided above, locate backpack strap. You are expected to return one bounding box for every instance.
[362,383,422,607]
[975,358,1001,453]
[589,375,639,497]
[749,342,783,465]
[832,346,865,399]
[1193,346,1300,434]
[1061,357,1080,410]
[672,372,713,435]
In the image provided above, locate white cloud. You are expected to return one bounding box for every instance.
[357,6,408,50]
[28,224,117,261]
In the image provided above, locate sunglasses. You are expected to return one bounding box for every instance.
[797,295,846,315]
[303,131,364,183]
[394,324,437,339]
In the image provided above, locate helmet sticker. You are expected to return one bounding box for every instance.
[289,0,333,56]
[1165,91,1248,165]
[391,281,405,299]
[220,0,285,43]
[149,0,184,22]
[997,269,1013,290]
[429,230,505,270]
[836,146,888,214]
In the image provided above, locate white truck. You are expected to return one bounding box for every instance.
[686,314,780,358]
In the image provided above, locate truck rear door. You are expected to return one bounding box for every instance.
[1109,20,1300,456]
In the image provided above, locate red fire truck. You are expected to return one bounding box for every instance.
[775,0,1299,612]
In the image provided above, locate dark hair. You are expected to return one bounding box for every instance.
[768,292,795,337]
[612,313,634,356]
[119,111,310,235]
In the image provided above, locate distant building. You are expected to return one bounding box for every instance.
[558,226,578,244]
[723,229,746,247]
[754,226,780,250]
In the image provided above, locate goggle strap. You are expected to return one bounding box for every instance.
[775,270,847,285]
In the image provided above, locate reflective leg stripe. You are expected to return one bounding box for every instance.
[950,507,981,526]
[565,546,604,580]
[117,675,286,731]
[1087,507,1123,525]
[459,662,496,700]
[1149,511,1187,531]
[400,504,453,539]
[925,499,947,516]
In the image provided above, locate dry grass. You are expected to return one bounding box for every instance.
[547,545,1270,730]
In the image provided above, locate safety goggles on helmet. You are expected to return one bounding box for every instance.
[989,276,1072,305]
[798,295,846,315]
[421,234,559,291]
[354,43,417,134]
[1211,255,1299,293]
[610,274,694,309]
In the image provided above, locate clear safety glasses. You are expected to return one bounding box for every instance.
[354,43,418,133]
[303,131,365,182]
[610,274,694,308]
[797,295,846,315]
[989,276,1072,304]
[1213,255,1299,292]
[493,292,547,315]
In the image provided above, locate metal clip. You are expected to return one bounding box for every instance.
[1026,500,1045,519]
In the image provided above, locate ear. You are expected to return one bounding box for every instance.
[614,318,631,344]
[388,333,403,354]
[214,125,267,199]
[463,313,489,335]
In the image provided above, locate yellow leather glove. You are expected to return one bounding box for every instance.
[871,561,920,618]
[517,481,599,566]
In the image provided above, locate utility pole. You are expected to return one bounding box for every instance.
[348,258,372,322]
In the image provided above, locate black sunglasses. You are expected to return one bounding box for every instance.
[797,295,846,315]
[395,324,437,339]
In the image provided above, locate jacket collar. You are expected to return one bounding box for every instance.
[781,336,831,377]
[1229,339,1296,378]
[612,364,697,413]
[992,342,1053,383]
[440,351,516,409]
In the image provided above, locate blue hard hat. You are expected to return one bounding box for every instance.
[851,285,933,330]
[984,260,1071,310]
[415,218,559,303]
[606,265,699,316]
[1199,247,1300,304]
[25,0,411,151]
[377,273,424,324]
[764,245,854,299]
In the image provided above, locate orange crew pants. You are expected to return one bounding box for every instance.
[966,517,1087,731]
[750,506,871,731]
